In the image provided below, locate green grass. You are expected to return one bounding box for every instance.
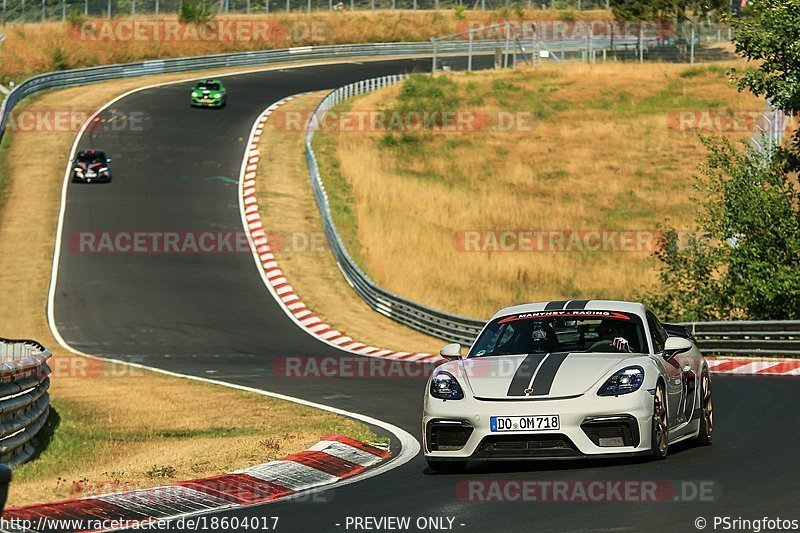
[0,130,12,218]
[14,398,107,483]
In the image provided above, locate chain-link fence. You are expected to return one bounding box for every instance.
[432,20,735,70]
[0,0,613,21]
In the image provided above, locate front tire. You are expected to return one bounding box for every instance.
[651,382,669,460]
[426,459,467,474]
[695,373,713,446]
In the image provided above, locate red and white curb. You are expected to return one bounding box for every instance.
[706,357,800,376]
[240,94,439,364]
[2,435,388,531]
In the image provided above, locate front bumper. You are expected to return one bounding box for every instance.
[191,96,224,107]
[72,172,110,182]
[423,389,654,460]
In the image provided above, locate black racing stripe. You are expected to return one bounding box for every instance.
[530,352,570,396]
[544,301,568,310]
[506,353,549,396]
[565,300,590,310]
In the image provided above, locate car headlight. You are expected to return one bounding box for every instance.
[597,366,644,396]
[191,91,199,97]
[213,93,222,99]
[98,167,108,173]
[74,167,83,175]
[430,371,464,400]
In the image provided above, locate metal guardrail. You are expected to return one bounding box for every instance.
[751,103,788,157]
[0,39,517,143]
[681,321,800,357]
[0,339,52,466]
[306,76,800,356]
[305,75,485,345]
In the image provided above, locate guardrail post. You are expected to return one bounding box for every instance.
[638,25,643,63]
[503,22,511,69]
[468,31,473,72]
[431,38,438,74]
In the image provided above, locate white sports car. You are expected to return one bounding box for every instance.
[423,300,713,473]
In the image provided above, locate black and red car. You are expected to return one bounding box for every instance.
[72,150,112,183]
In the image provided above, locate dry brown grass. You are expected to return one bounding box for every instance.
[0,67,374,506]
[255,92,441,353]
[0,10,612,79]
[314,61,765,319]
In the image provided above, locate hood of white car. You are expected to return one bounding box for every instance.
[460,352,647,399]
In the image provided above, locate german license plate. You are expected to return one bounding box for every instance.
[490,415,560,432]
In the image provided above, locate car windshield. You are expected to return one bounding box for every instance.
[76,152,106,163]
[469,310,647,357]
[197,82,220,91]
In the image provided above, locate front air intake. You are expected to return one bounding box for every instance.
[426,420,474,451]
[581,416,639,447]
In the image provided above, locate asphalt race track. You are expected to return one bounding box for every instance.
[52,58,800,532]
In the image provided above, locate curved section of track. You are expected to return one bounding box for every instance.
[52,58,800,532]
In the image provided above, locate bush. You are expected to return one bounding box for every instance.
[390,74,462,130]
[559,9,577,22]
[179,0,214,23]
[66,9,87,29]
[51,47,70,71]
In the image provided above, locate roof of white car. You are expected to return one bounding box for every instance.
[491,300,647,320]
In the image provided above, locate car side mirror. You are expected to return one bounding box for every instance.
[663,336,693,359]
[439,343,463,361]
[107,158,112,162]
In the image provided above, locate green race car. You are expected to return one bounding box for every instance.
[190,79,227,108]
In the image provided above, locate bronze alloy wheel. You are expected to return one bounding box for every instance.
[696,374,713,446]
[652,384,669,459]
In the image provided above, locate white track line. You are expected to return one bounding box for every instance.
[43,60,422,519]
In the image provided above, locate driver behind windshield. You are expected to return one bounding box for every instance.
[588,320,632,353]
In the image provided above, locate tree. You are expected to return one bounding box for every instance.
[609,0,729,22]
[646,137,800,321]
[645,0,800,321]
[728,0,800,164]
